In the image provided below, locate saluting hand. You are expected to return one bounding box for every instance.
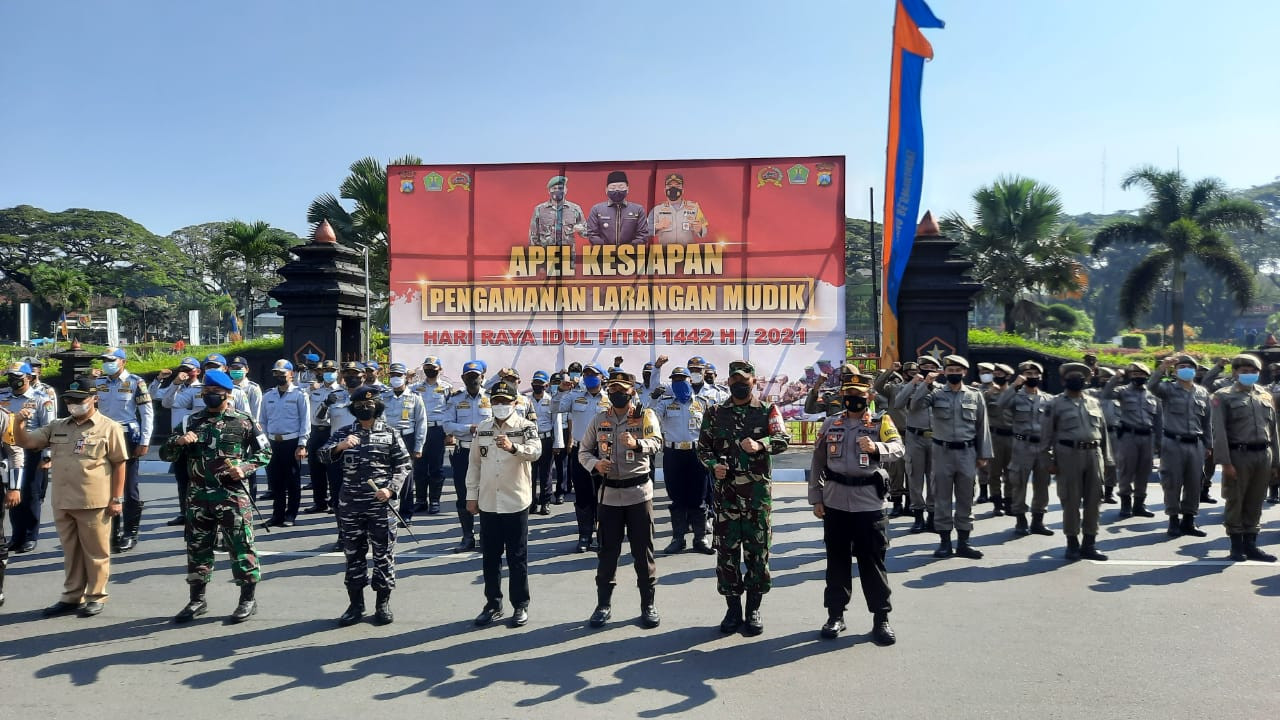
[622,431,638,449]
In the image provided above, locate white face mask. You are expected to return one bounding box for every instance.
[491,404,513,420]
[67,401,92,417]
[979,373,994,384]
[389,376,405,389]
[690,372,704,384]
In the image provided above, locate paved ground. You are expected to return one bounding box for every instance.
[4,455,1280,718]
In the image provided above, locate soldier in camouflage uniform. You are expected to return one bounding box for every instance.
[161,370,271,624]
[320,386,412,626]
[697,360,790,636]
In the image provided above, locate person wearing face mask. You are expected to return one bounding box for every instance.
[546,371,571,502]
[226,357,264,500]
[998,362,1056,537]
[1211,353,1278,562]
[700,363,731,404]
[908,355,991,560]
[1147,355,1211,538]
[259,360,311,528]
[362,361,387,393]
[1045,363,1113,561]
[523,370,563,515]
[873,361,916,518]
[2,361,56,553]
[529,175,587,246]
[380,363,426,526]
[585,170,650,245]
[1087,366,1122,507]
[698,360,790,636]
[809,380,903,644]
[93,347,154,553]
[160,370,271,624]
[652,366,714,555]
[411,356,454,514]
[895,356,941,534]
[319,363,365,547]
[14,375,127,617]
[304,360,339,513]
[578,372,663,629]
[0,405,23,605]
[297,354,321,386]
[1101,362,1160,521]
[978,363,1015,514]
[158,356,205,524]
[558,363,612,553]
[466,381,543,628]
[650,173,709,245]
[319,386,411,626]
[443,360,493,552]
[200,354,251,416]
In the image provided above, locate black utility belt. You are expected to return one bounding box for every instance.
[1118,426,1152,436]
[826,472,878,487]
[1058,440,1099,450]
[906,426,929,436]
[1229,442,1269,452]
[602,474,649,489]
[1163,431,1202,444]
[992,427,1014,437]
[1013,434,1042,443]
[932,438,974,449]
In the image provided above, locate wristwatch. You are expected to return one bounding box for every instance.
[111,496,124,503]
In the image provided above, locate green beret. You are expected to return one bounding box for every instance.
[547,175,567,190]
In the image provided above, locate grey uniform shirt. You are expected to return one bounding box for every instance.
[997,386,1054,437]
[894,379,935,431]
[1148,376,1211,441]
[577,406,663,506]
[1210,384,1279,465]
[910,381,993,458]
[808,411,905,512]
[1045,393,1113,465]
[1101,374,1160,431]
[93,372,154,445]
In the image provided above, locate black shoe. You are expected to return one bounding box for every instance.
[588,538,599,551]
[428,502,441,514]
[1229,534,1248,562]
[475,604,503,626]
[259,492,274,501]
[43,600,82,616]
[1267,488,1280,505]
[692,537,715,555]
[339,585,365,626]
[932,532,954,559]
[1029,512,1055,536]
[230,584,257,623]
[662,538,687,555]
[1245,533,1278,563]
[1002,498,1012,515]
[166,515,186,527]
[909,510,926,534]
[511,606,529,627]
[117,534,137,552]
[820,615,846,639]
[1132,495,1155,518]
[374,590,393,625]
[575,538,590,554]
[452,535,476,553]
[872,613,896,646]
[640,604,661,629]
[1118,495,1132,518]
[175,583,209,623]
[976,489,989,504]
[890,498,905,517]
[332,539,344,553]
[16,541,36,554]
[78,601,105,617]
[720,595,743,634]
[743,592,764,636]
[1180,515,1207,538]
[1167,516,1182,538]
[397,521,408,529]
[536,504,550,516]
[1200,488,1218,505]
[1013,513,1030,536]
[552,494,564,505]
[990,495,1003,517]
[1080,535,1108,561]
[304,505,328,514]
[924,512,935,533]
[1103,487,1118,505]
[1065,536,1081,561]
[955,531,983,559]
[588,604,611,628]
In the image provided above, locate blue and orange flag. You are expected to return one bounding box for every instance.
[58,311,69,339]
[881,0,943,367]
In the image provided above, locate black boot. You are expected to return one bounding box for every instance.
[1180,514,1207,538]
[0,562,5,606]
[890,497,905,518]
[639,587,660,629]
[1030,512,1054,536]
[924,511,935,533]
[1132,494,1155,518]
[871,611,896,646]
[230,583,257,623]
[588,586,613,628]
[1229,534,1248,562]
[991,495,1004,517]
[339,585,365,626]
[1080,534,1108,561]
[909,509,926,534]
[118,501,143,552]
[111,515,123,553]
[174,582,208,623]
[692,521,715,554]
[932,531,954,558]
[820,614,846,639]
[1268,486,1280,505]
[976,486,989,504]
[956,530,983,559]
[720,595,743,634]
[662,508,687,555]
[1103,484,1117,504]
[743,592,764,636]
[1002,497,1012,515]
[1118,495,1133,518]
[1013,513,1029,536]
[374,589,393,625]
[1244,534,1278,563]
[1065,535,1081,561]
[1200,485,1218,504]
[1167,516,1182,538]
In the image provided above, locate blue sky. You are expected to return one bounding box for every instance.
[2,0,1276,237]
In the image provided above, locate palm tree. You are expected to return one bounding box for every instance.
[213,220,298,338]
[942,176,1088,333]
[31,263,92,320]
[1092,166,1263,350]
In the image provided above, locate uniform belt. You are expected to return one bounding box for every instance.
[1013,434,1042,443]
[602,474,648,489]
[456,440,472,449]
[992,427,1014,437]
[932,438,974,449]
[1118,426,1153,436]
[666,441,694,450]
[313,421,331,428]
[1163,431,1202,444]
[1058,440,1099,450]
[270,433,299,442]
[426,421,441,427]
[826,471,879,487]
[540,431,553,439]
[907,426,929,436]
[1229,442,1269,452]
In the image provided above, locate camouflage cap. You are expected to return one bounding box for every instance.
[728,360,755,378]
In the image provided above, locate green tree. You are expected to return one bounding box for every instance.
[213,220,300,336]
[31,263,92,314]
[1092,166,1264,350]
[942,176,1088,333]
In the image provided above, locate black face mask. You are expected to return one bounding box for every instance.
[1064,377,1086,392]
[1131,377,1147,387]
[342,375,362,388]
[273,374,288,387]
[531,383,545,394]
[844,397,868,413]
[424,369,439,379]
[665,187,682,201]
[945,374,965,386]
[992,375,1008,386]
[608,391,631,408]
[352,404,378,421]
[7,377,24,392]
[201,393,227,409]
[464,378,481,393]
[1023,377,1041,388]
[729,383,752,400]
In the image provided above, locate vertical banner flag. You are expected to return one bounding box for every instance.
[58,311,69,339]
[188,310,201,347]
[106,308,120,348]
[881,0,943,366]
[18,302,29,346]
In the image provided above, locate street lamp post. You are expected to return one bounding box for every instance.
[355,243,371,361]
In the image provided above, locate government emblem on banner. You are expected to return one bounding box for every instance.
[424,172,445,192]
[447,171,472,192]
[787,164,810,185]
[756,166,783,188]
[399,171,415,193]
[815,163,833,187]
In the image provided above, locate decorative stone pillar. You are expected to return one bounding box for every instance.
[895,211,983,364]
[268,220,369,365]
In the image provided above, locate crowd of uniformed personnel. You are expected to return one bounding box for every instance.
[6,344,1280,646]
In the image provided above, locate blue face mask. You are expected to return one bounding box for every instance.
[101,361,120,375]
[583,375,601,390]
[671,379,692,403]
[323,372,337,383]
[1239,372,1260,386]
[1175,368,1196,382]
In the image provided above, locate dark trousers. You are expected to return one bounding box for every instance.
[267,438,302,522]
[418,425,446,504]
[552,443,569,495]
[571,445,600,541]
[174,461,190,516]
[596,499,657,591]
[398,432,415,520]
[822,507,892,616]
[451,447,474,537]
[307,426,332,508]
[531,436,554,506]
[480,509,530,608]
[10,450,47,545]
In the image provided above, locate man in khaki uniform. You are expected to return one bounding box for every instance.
[1102,362,1160,519]
[978,363,1015,515]
[997,361,1055,536]
[1045,363,1112,561]
[15,376,127,617]
[1211,353,1279,562]
[873,361,916,517]
[1148,355,1212,538]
